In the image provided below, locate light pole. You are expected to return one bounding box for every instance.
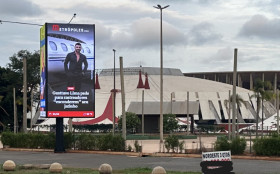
[113,49,116,135]
[68,13,76,24]
[154,4,169,145]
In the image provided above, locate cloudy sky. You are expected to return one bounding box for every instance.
[0,0,279,73]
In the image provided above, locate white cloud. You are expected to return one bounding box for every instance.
[239,15,280,39]
[111,17,186,49]
[209,47,233,62]
[188,22,222,45]
[0,0,42,16]
[0,0,280,73]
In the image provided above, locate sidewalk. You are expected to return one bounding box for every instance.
[0,136,217,153]
[126,136,217,153]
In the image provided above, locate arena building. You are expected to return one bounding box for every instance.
[36,67,276,133]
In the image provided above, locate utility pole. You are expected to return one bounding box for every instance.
[23,57,27,133]
[228,90,231,140]
[30,89,33,132]
[232,49,238,138]
[142,90,145,135]
[13,88,17,134]
[113,49,116,135]
[171,93,173,114]
[120,56,126,140]
[277,89,279,135]
[187,91,190,135]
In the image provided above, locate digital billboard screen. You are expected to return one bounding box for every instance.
[42,23,95,118]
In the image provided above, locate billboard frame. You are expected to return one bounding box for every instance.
[41,23,95,118]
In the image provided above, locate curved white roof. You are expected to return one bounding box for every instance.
[37,67,276,128]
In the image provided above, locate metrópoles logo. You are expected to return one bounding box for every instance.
[52,24,60,31]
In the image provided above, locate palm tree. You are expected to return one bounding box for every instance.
[252,79,274,138]
[225,93,246,138]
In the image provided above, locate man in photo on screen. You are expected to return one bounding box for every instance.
[64,42,88,91]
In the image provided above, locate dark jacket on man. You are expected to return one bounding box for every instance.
[64,51,88,75]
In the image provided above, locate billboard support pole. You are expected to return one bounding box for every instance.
[55,118,65,153]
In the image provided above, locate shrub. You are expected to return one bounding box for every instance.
[214,136,230,151]
[118,112,141,133]
[44,133,55,149]
[99,134,113,151]
[64,132,74,149]
[253,137,280,156]
[1,132,125,152]
[231,137,246,155]
[134,140,141,152]
[163,114,179,133]
[178,141,185,153]
[127,144,132,152]
[164,135,179,152]
[75,134,95,150]
[0,132,56,149]
[97,134,125,151]
[111,135,125,151]
[1,131,15,147]
[215,136,246,155]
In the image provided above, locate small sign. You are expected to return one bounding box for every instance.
[201,151,234,174]
[202,151,231,161]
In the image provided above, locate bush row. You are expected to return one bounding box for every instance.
[1,132,125,151]
[214,136,246,155]
[253,135,280,156]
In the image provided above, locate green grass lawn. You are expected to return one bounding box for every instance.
[0,167,201,174]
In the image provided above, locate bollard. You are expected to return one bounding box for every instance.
[49,162,63,173]
[99,163,112,174]
[3,160,16,171]
[152,166,166,174]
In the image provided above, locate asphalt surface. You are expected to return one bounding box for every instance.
[1,150,280,174]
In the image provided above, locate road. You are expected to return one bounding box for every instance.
[0,150,279,174]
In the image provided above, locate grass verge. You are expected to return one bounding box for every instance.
[0,166,201,174]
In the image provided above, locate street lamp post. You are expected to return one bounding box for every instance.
[113,49,116,135]
[154,4,169,145]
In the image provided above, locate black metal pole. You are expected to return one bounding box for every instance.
[55,118,65,153]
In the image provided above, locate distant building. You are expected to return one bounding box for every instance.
[184,71,279,106]
[37,67,277,133]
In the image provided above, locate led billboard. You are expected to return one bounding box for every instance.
[40,23,95,118]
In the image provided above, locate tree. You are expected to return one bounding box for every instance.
[163,114,179,133]
[118,112,140,134]
[0,50,40,132]
[251,79,274,138]
[0,66,21,129]
[7,50,40,95]
[224,94,246,138]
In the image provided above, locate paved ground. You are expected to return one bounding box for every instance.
[126,136,217,153]
[0,150,280,174]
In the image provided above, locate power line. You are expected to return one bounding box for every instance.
[0,20,42,26]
